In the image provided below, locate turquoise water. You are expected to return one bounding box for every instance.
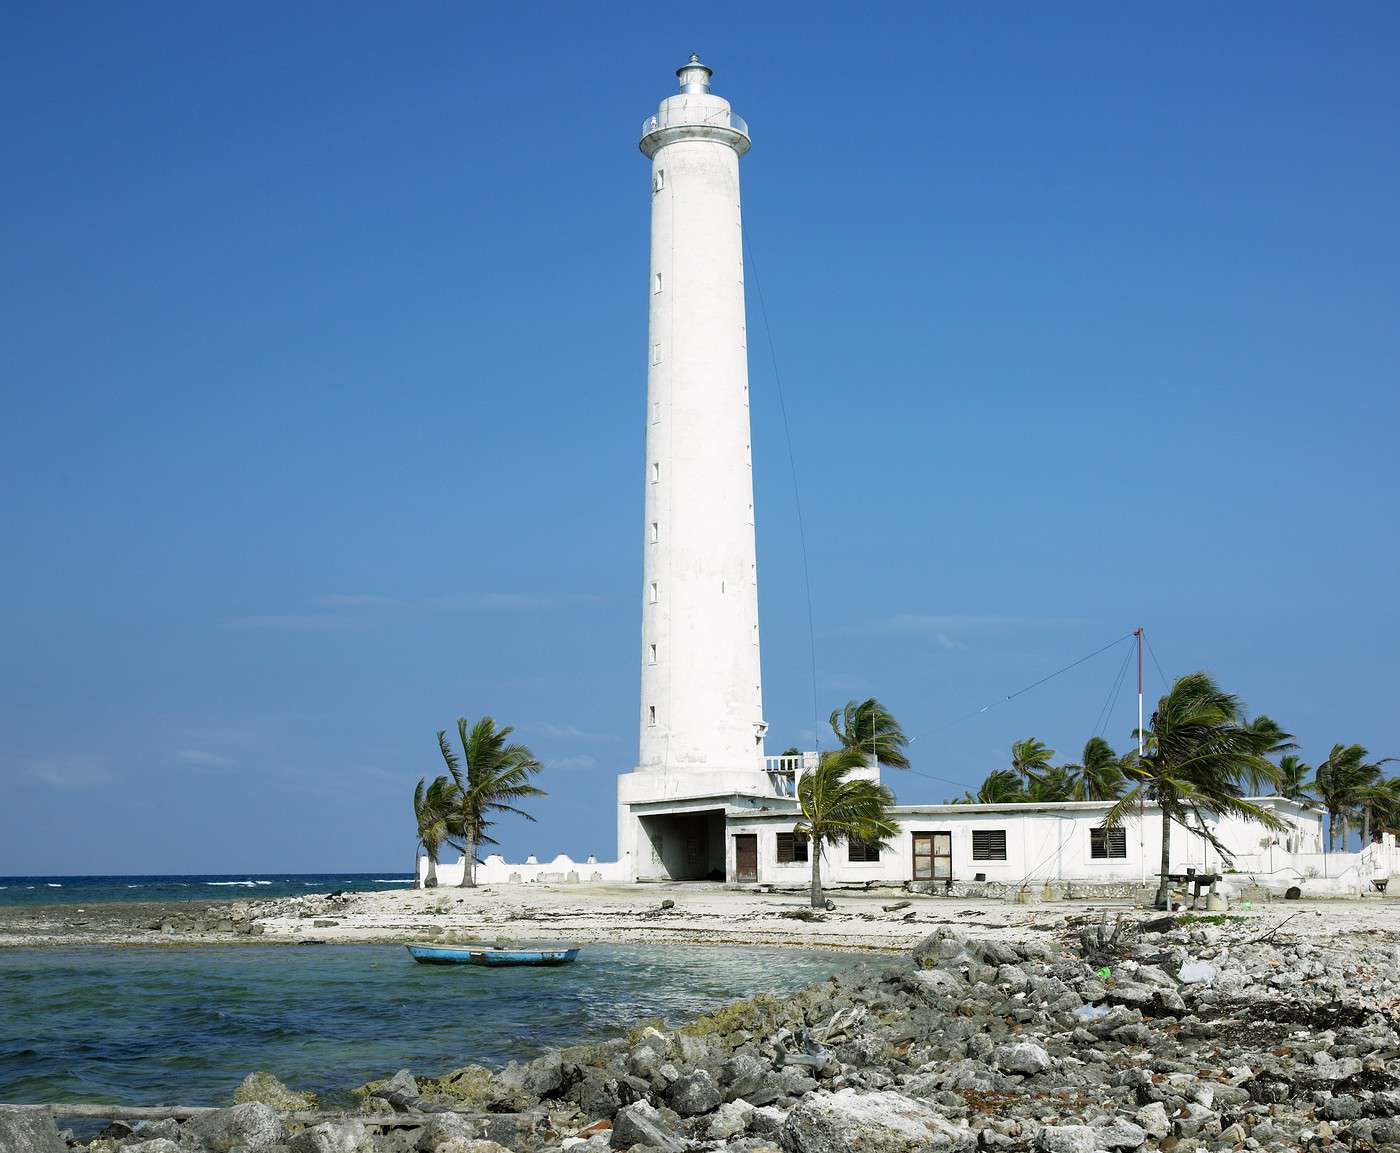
[0,874,415,908]
[0,944,875,1107]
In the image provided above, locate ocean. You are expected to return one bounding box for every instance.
[0,873,415,907]
[0,943,871,1107]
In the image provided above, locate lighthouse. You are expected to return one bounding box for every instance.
[616,57,776,880]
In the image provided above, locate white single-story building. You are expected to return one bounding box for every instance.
[721,794,1330,890]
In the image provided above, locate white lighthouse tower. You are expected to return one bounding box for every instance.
[616,57,776,880]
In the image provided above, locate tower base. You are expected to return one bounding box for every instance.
[616,769,796,882]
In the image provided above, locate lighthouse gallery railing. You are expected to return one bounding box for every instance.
[640,107,749,143]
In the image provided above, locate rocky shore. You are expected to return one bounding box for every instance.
[11,909,1400,1152]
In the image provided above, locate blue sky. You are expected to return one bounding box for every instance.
[2,4,1396,874]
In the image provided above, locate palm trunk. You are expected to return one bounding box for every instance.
[460,828,476,888]
[809,844,823,909]
[1341,813,1350,852]
[1363,805,1372,849]
[424,853,438,889]
[1155,809,1172,909]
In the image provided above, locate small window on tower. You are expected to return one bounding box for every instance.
[652,402,661,423]
[648,706,657,726]
[654,170,665,193]
[652,343,662,365]
[654,272,663,294]
[648,644,657,665]
[649,582,658,603]
[651,462,660,483]
[649,522,659,543]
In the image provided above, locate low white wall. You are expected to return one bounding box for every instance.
[418,852,632,887]
[1230,834,1398,897]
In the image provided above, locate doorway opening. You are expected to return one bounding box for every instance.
[636,810,726,880]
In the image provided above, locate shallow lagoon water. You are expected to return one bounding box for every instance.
[0,943,875,1106]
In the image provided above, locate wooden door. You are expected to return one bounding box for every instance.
[913,832,952,881]
[734,834,758,882]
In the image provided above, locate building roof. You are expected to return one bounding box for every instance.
[726,795,1324,821]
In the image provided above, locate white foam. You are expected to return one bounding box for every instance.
[47,883,62,888]
[373,879,413,884]
[255,881,272,885]
[206,881,257,887]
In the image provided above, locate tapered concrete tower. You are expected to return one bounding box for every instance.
[638,55,764,772]
[616,57,774,880]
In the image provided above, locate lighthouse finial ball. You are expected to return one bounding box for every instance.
[676,54,712,94]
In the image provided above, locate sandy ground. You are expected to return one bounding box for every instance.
[3,882,1397,951]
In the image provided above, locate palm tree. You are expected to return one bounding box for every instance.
[1317,746,1398,848]
[412,775,457,889]
[1363,777,1400,843]
[1063,737,1126,801]
[1242,715,1298,793]
[1274,754,1313,801]
[974,768,1025,804]
[1106,671,1282,909]
[828,699,911,769]
[1312,744,1375,851]
[1010,738,1056,789]
[437,716,546,887]
[1357,771,1398,847]
[794,747,898,907]
[1027,765,1075,802]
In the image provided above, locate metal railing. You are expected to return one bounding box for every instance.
[764,753,809,798]
[764,754,805,774]
[640,106,749,142]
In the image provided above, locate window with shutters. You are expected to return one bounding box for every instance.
[775,831,808,863]
[1090,826,1127,859]
[971,829,1007,861]
[847,837,881,863]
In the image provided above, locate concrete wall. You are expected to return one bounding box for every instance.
[1230,834,1398,896]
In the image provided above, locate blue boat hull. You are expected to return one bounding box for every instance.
[406,943,581,967]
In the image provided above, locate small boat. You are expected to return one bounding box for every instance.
[406,942,581,967]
